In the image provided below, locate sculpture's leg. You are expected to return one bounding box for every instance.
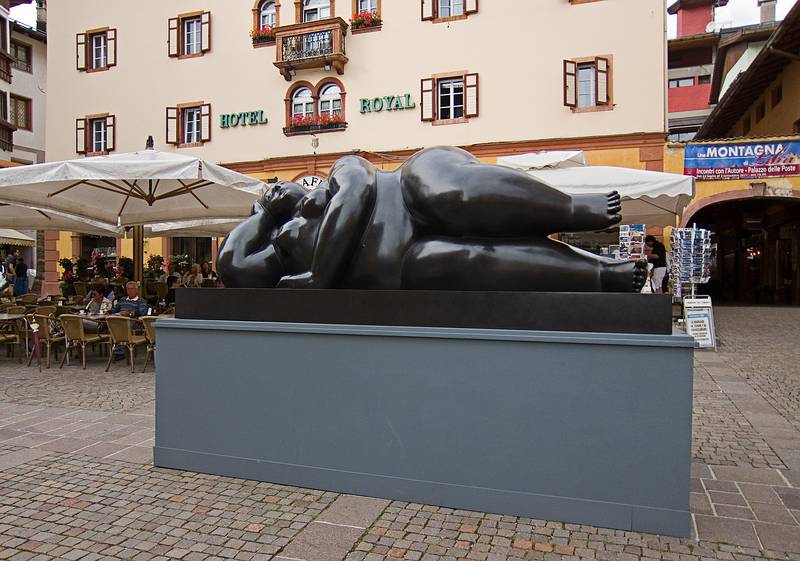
[401,147,621,236]
[401,237,647,293]
[217,208,285,288]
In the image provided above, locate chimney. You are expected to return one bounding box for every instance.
[35,0,45,33]
[759,0,776,23]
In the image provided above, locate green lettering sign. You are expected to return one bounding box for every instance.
[220,110,268,128]
[359,94,415,115]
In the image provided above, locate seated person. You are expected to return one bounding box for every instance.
[83,288,113,332]
[166,275,181,305]
[110,281,148,318]
[201,262,217,280]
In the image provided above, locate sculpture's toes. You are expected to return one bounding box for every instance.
[607,191,622,221]
[632,259,648,292]
[601,258,648,292]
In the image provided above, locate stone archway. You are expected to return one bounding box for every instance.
[680,186,800,227]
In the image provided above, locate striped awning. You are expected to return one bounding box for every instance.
[0,228,34,247]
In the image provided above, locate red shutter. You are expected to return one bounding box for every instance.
[421,0,434,21]
[166,107,178,144]
[464,73,479,118]
[106,29,117,67]
[465,0,478,14]
[563,60,577,108]
[76,33,87,71]
[420,78,435,121]
[105,115,116,151]
[76,118,87,154]
[168,18,180,57]
[200,103,212,142]
[595,56,610,105]
[201,12,212,53]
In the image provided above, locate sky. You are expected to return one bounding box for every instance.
[667,0,797,38]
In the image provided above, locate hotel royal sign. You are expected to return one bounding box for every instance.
[360,94,416,114]
[220,110,268,128]
[685,140,800,180]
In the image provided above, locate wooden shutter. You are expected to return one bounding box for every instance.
[465,0,478,14]
[106,29,117,67]
[464,73,479,118]
[76,118,87,154]
[595,56,610,106]
[200,104,212,142]
[421,0,434,21]
[563,60,577,108]
[105,115,116,151]
[76,32,87,71]
[201,12,212,53]
[166,107,178,144]
[420,78,435,121]
[168,18,180,57]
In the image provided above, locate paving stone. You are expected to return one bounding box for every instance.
[105,445,153,464]
[279,522,363,561]
[73,441,129,458]
[739,483,783,504]
[708,491,748,506]
[755,522,800,553]
[775,488,800,509]
[712,466,787,485]
[690,492,714,515]
[751,502,798,525]
[714,505,755,519]
[0,447,48,469]
[315,495,390,528]
[702,479,738,492]
[36,437,94,453]
[694,515,760,548]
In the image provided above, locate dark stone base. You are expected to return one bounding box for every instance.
[176,289,672,334]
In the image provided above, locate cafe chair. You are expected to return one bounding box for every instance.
[105,316,147,374]
[36,306,56,316]
[19,293,38,305]
[5,305,25,315]
[141,316,157,372]
[59,314,109,370]
[28,314,65,369]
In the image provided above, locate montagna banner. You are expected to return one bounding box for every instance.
[684,140,800,180]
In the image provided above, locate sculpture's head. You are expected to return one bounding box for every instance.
[259,181,308,218]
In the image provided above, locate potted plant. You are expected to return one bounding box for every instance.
[251,25,276,45]
[118,257,134,281]
[145,254,165,280]
[75,257,91,281]
[58,257,74,273]
[351,10,381,30]
[285,114,346,134]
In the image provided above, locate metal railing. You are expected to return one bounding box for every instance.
[12,59,30,73]
[282,29,334,61]
[0,56,12,84]
[0,122,14,152]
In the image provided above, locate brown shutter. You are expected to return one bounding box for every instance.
[465,0,478,14]
[76,32,87,71]
[201,12,212,53]
[105,115,116,151]
[168,18,180,57]
[420,77,435,121]
[464,73,479,118]
[166,107,178,144]
[200,103,212,142]
[563,60,577,108]
[595,56,610,105]
[421,0,434,21]
[76,118,87,154]
[106,29,117,67]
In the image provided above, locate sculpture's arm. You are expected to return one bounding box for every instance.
[217,204,282,288]
[279,157,376,288]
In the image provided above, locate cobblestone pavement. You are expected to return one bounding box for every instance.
[0,307,799,560]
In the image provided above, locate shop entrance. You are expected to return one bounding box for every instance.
[687,197,800,305]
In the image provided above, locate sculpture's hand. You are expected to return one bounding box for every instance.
[277,272,314,288]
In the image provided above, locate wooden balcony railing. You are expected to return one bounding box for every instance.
[0,51,13,84]
[274,18,348,81]
[0,119,16,152]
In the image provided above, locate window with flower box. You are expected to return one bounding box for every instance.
[166,102,212,147]
[420,72,478,125]
[168,12,211,58]
[252,0,280,46]
[75,114,116,155]
[284,79,347,136]
[351,0,381,32]
[76,28,117,72]
[421,0,477,23]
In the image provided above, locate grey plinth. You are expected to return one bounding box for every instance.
[154,319,694,537]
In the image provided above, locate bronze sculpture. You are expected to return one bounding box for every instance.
[218,146,647,292]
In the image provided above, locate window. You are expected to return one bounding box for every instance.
[421,0,477,21]
[0,90,6,121]
[668,131,697,142]
[9,95,30,131]
[755,101,765,123]
[698,75,711,84]
[10,41,31,73]
[668,77,694,88]
[304,0,331,22]
[76,29,117,72]
[75,114,115,155]
[318,83,342,116]
[292,87,314,118]
[260,0,277,27]
[772,84,782,108]
[420,73,478,123]
[0,17,7,52]
[166,103,211,146]
[564,56,611,111]
[357,0,377,12]
[168,12,211,57]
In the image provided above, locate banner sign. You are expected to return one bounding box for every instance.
[685,140,800,180]
[683,296,716,349]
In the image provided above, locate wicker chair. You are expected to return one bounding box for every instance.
[141,316,157,372]
[105,316,147,373]
[19,293,38,305]
[0,306,25,362]
[36,306,57,316]
[27,314,65,369]
[59,314,109,370]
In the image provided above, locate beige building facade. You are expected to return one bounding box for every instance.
[45,0,668,278]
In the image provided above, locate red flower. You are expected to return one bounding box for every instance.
[351,10,381,29]
[251,24,275,41]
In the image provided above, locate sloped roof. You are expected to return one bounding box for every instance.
[667,0,729,16]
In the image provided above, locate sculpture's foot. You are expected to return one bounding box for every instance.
[601,259,648,292]
[570,191,622,232]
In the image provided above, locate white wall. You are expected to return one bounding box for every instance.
[11,27,46,163]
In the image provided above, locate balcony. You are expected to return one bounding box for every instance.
[0,50,13,84]
[274,18,348,81]
[0,119,16,152]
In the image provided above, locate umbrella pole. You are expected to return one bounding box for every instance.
[133,225,144,283]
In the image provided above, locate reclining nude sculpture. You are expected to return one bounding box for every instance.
[218,146,647,292]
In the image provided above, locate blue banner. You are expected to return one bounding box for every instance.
[685,140,800,180]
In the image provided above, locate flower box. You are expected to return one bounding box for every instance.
[350,10,382,31]
[251,25,276,46]
[283,120,347,136]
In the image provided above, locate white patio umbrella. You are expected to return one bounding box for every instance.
[0,203,121,236]
[496,151,587,170]
[145,218,242,238]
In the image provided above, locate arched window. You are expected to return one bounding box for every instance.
[318,83,342,117]
[260,0,276,27]
[292,87,314,118]
[357,0,377,13]
[303,0,331,21]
